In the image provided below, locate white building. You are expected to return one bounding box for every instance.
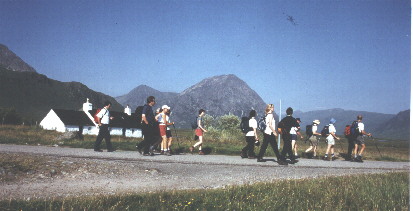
[40,99,142,138]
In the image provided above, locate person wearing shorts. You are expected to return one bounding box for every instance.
[189,109,207,155]
[290,118,303,159]
[353,115,372,162]
[305,120,321,158]
[322,118,340,161]
[158,105,173,155]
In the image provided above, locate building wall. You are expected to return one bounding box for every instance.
[40,110,66,133]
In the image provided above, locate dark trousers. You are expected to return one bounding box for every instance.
[347,137,355,158]
[137,124,156,154]
[242,136,256,157]
[94,124,113,150]
[281,134,295,161]
[258,133,281,160]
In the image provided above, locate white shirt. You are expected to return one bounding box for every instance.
[358,122,365,134]
[312,125,318,134]
[264,113,276,135]
[246,118,257,137]
[97,108,110,124]
[327,124,336,140]
[290,126,299,135]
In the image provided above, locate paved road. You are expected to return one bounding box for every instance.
[0,144,409,200]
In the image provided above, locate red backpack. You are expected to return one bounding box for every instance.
[93,109,102,124]
[344,125,351,137]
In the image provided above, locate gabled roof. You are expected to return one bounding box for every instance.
[88,109,141,128]
[53,109,95,126]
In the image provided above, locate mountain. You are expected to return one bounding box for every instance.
[118,74,268,128]
[0,44,36,73]
[0,66,123,123]
[115,85,178,111]
[373,109,410,140]
[294,109,409,140]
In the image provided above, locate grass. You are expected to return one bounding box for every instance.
[0,125,409,161]
[0,172,408,210]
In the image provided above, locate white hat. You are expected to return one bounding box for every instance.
[162,105,170,110]
[313,120,320,125]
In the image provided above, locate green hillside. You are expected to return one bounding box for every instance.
[0,67,123,124]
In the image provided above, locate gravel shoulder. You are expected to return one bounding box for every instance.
[0,144,409,200]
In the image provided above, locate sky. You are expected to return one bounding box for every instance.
[0,0,410,114]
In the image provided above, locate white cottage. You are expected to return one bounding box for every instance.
[40,99,142,138]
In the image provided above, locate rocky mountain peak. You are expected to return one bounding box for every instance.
[0,44,37,73]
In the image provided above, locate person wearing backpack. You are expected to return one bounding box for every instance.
[158,105,174,156]
[257,104,286,165]
[290,118,303,159]
[241,110,259,159]
[304,120,321,158]
[136,96,157,156]
[189,109,207,155]
[277,107,299,164]
[344,120,358,161]
[353,115,372,162]
[322,118,340,161]
[94,101,115,152]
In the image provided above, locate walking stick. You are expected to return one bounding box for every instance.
[371,136,383,158]
[172,124,181,149]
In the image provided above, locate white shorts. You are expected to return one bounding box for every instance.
[327,136,335,145]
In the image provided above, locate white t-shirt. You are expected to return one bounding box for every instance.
[97,108,110,124]
[246,118,257,137]
[327,124,336,141]
[358,122,365,134]
[264,113,276,135]
[290,126,299,135]
[312,125,318,134]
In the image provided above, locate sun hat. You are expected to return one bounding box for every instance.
[330,118,336,124]
[313,120,320,125]
[162,105,170,110]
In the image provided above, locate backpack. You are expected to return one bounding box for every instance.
[240,117,252,133]
[93,108,107,124]
[349,121,359,137]
[257,115,267,132]
[306,125,313,136]
[320,125,330,137]
[344,125,351,137]
[191,116,198,129]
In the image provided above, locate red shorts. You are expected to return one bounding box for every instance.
[195,128,203,137]
[159,125,167,136]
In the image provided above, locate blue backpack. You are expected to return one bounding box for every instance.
[257,115,267,132]
[350,121,359,137]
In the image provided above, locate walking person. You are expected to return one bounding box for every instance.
[353,115,372,162]
[94,101,115,152]
[277,107,299,164]
[165,109,174,154]
[136,96,157,156]
[322,118,340,161]
[189,109,207,155]
[291,118,303,159]
[257,104,287,165]
[241,110,259,159]
[345,119,358,161]
[304,120,321,158]
[158,105,174,156]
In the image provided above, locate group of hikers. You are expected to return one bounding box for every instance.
[93,96,372,164]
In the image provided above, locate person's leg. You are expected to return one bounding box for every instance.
[104,127,113,151]
[268,134,281,160]
[257,134,270,161]
[94,128,104,151]
[323,144,331,160]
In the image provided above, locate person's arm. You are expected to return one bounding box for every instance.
[198,118,207,132]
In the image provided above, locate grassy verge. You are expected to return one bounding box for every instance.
[0,125,409,161]
[0,172,408,210]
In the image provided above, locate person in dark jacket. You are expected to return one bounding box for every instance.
[277,107,299,164]
[136,96,157,156]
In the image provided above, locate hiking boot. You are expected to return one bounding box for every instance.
[322,156,329,161]
[257,157,266,162]
[355,156,363,162]
[288,160,299,164]
[240,152,248,159]
[199,151,205,155]
[332,156,337,161]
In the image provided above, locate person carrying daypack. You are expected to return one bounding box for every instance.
[352,115,372,162]
[94,101,115,152]
[277,107,299,164]
[189,109,207,155]
[240,110,260,159]
[344,120,359,160]
[322,118,340,161]
[257,104,286,165]
[304,120,321,158]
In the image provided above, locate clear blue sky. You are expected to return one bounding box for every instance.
[0,0,410,114]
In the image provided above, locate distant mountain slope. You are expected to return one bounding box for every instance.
[373,109,410,140]
[115,85,178,111]
[0,67,123,123]
[0,44,36,72]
